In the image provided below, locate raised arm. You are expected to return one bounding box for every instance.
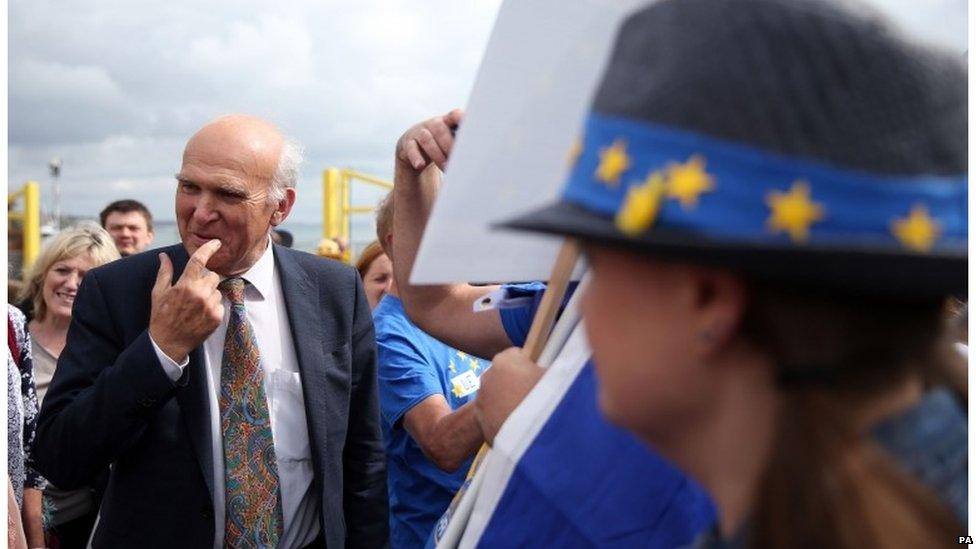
[392,111,513,359]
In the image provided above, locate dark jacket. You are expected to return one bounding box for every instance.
[35,243,389,548]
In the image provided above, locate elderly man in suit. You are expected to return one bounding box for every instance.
[35,115,388,548]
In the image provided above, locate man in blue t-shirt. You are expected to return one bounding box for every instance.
[372,193,491,548]
[390,112,715,547]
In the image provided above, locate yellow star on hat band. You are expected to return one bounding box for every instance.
[615,171,667,236]
[666,155,714,209]
[595,139,631,187]
[891,204,940,252]
[765,181,825,243]
[603,150,716,236]
[567,116,963,256]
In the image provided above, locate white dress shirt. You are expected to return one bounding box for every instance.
[152,240,320,549]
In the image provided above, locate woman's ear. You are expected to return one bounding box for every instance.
[693,269,748,357]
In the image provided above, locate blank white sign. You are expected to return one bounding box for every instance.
[411,0,650,284]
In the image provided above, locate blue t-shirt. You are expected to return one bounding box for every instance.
[374,295,491,548]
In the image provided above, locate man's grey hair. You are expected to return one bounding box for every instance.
[269,138,304,203]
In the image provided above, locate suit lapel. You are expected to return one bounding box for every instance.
[273,246,330,469]
[166,245,216,501]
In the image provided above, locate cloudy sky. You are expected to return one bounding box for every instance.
[8,0,967,225]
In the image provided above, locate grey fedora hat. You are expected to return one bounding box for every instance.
[501,0,967,297]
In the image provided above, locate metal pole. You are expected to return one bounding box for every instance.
[342,171,351,245]
[341,171,352,263]
[49,158,62,229]
[343,169,393,189]
[23,182,41,267]
[323,168,340,239]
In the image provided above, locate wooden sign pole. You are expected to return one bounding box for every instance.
[437,239,582,548]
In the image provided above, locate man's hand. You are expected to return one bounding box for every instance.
[475,347,546,446]
[395,109,463,173]
[149,239,224,363]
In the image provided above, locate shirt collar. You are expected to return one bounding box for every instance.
[227,236,275,300]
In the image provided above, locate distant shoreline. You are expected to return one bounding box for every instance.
[46,217,376,257]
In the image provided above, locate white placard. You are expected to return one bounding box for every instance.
[411,0,650,284]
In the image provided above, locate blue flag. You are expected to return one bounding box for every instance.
[433,325,715,547]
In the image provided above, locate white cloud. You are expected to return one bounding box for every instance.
[182,17,315,88]
[10,59,125,103]
[8,0,502,225]
[7,0,965,232]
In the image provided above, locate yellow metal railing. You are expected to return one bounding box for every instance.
[8,181,42,270]
[323,168,393,263]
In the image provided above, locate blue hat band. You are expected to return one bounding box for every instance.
[562,114,967,253]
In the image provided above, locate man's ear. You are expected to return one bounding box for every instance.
[384,233,394,257]
[693,269,748,357]
[146,231,155,244]
[271,187,297,227]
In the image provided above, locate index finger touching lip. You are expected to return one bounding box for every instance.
[187,239,222,273]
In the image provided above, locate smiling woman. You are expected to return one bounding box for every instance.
[15,222,119,547]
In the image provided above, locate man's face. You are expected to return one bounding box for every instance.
[104,210,154,256]
[175,121,293,276]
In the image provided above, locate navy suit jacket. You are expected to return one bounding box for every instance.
[35,243,389,548]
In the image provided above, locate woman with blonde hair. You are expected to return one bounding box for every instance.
[18,223,119,548]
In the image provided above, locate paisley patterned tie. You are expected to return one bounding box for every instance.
[218,277,283,548]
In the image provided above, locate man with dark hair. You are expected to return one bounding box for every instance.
[99,199,155,256]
